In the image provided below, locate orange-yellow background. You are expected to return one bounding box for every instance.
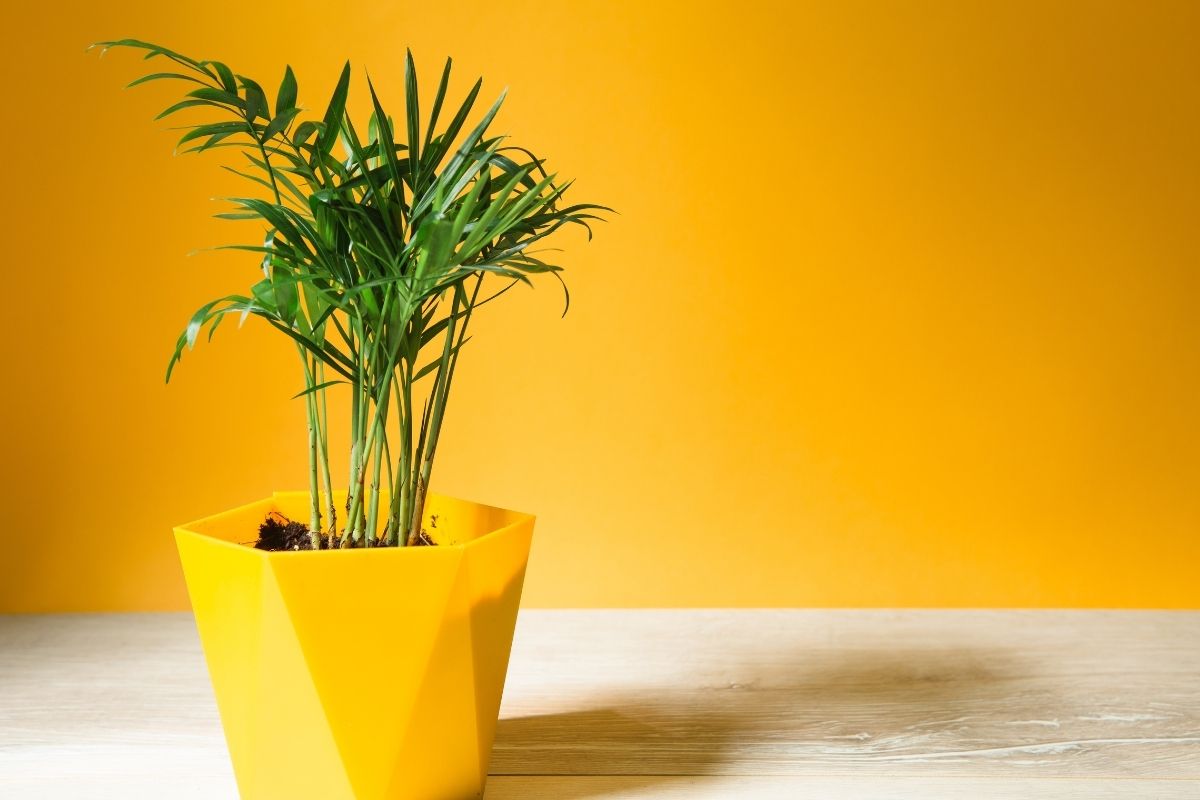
[2,1,1197,611]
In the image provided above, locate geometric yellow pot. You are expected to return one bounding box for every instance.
[174,491,534,800]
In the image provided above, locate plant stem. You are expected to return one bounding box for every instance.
[364,388,390,544]
[392,366,413,545]
[343,320,365,547]
[407,373,434,544]
[407,277,480,544]
[316,361,336,537]
[297,344,321,547]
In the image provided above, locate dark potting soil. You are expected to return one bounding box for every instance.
[252,511,434,551]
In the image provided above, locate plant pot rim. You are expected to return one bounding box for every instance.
[173,490,534,559]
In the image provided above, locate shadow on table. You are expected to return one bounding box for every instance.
[490,644,1026,799]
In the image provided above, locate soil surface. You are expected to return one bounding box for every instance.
[252,511,434,550]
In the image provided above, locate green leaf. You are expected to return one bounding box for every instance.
[319,62,352,155]
[366,76,405,197]
[292,379,346,399]
[263,107,301,141]
[424,57,452,151]
[184,299,219,349]
[249,277,276,310]
[421,78,482,173]
[187,86,245,109]
[209,61,237,93]
[294,120,320,146]
[154,98,216,120]
[272,271,300,325]
[276,65,298,113]
[458,163,532,257]
[490,151,543,192]
[448,162,492,245]
[415,215,455,283]
[92,39,211,76]
[550,267,571,316]
[126,71,207,89]
[240,77,269,121]
[176,121,251,149]
[404,50,421,184]
[412,358,443,382]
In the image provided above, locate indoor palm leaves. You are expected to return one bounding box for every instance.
[94,40,607,548]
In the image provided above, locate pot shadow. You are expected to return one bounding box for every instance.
[487,644,1029,799]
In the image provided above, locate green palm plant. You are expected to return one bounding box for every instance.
[93,40,608,548]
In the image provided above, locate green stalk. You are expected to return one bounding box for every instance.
[259,107,322,546]
[364,387,390,544]
[364,290,402,545]
[298,345,321,547]
[388,376,411,545]
[316,360,336,538]
[343,319,366,547]
[406,374,435,544]
[381,422,395,541]
[407,280,479,544]
[355,289,401,545]
[347,414,368,544]
[404,304,440,544]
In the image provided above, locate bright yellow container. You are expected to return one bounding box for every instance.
[174,491,534,800]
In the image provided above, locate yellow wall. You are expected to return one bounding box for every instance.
[2,1,1197,611]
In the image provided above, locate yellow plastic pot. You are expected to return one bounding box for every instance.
[174,491,534,800]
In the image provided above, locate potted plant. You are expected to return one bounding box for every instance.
[93,39,607,799]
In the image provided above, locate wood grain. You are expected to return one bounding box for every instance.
[1,610,1197,798]
[484,776,1200,800]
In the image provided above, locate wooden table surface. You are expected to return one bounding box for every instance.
[1,610,1197,799]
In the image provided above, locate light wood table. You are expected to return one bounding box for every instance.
[1,610,1197,798]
